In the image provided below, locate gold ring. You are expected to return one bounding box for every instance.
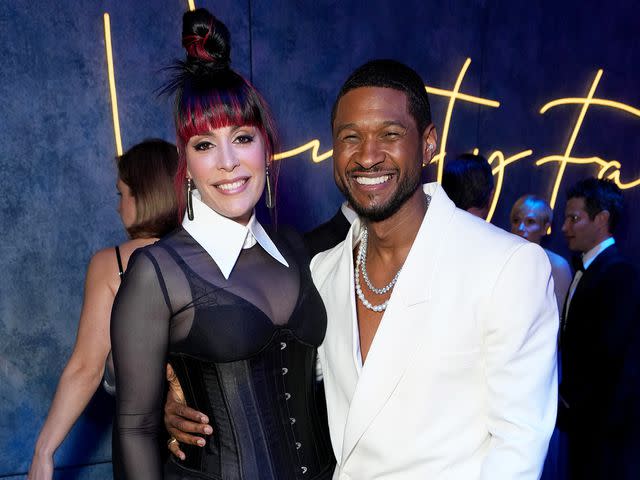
[167,437,178,447]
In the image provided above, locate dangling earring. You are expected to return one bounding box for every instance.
[265,162,275,209]
[186,177,194,220]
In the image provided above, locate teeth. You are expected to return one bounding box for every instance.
[217,179,247,191]
[355,175,390,186]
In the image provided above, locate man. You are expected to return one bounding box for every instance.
[559,178,640,479]
[510,194,572,313]
[441,153,494,219]
[165,60,558,479]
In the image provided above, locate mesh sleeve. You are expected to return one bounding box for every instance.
[110,249,172,479]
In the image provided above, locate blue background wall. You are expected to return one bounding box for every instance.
[1,0,638,478]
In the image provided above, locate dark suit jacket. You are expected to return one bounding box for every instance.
[303,209,352,258]
[559,245,640,478]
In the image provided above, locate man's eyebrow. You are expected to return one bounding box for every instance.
[334,123,357,135]
[334,120,407,135]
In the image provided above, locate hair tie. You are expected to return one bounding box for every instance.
[182,19,215,62]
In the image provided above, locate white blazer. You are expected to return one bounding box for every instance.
[311,183,558,480]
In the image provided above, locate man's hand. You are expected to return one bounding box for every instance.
[165,364,213,460]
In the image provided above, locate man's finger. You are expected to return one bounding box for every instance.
[166,403,210,425]
[166,415,213,437]
[168,423,208,447]
[167,437,186,461]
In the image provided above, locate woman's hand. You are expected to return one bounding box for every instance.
[164,364,213,460]
[27,452,54,480]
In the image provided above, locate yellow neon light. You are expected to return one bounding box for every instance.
[541,98,640,117]
[541,70,603,210]
[434,59,477,182]
[425,87,500,108]
[486,150,534,223]
[537,69,640,214]
[273,139,333,163]
[103,13,123,156]
[187,0,196,11]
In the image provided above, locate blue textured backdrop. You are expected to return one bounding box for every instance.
[1,0,638,478]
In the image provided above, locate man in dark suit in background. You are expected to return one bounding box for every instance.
[304,202,355,257]
[559,178,640,479]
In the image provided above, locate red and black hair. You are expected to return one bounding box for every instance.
[162,8,278,219]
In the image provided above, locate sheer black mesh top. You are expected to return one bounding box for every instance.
[111,226,335,479]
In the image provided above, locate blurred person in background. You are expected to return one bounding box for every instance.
[510,194,572,312]
[27,139,179,480]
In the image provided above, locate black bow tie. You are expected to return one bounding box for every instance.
[571,255,584,273]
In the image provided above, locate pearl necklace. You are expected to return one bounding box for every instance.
[354,227,402,312]
[354,194,431,313]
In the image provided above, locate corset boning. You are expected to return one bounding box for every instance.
[168,330,335,480]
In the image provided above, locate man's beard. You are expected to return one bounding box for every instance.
[338,168,422,222]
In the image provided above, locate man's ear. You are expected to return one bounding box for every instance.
[421,124,438,167]
[595,209,610,231]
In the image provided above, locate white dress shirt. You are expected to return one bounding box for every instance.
[182,189,288,279]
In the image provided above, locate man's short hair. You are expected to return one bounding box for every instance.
[331,59,432,134]
[567,178,624,233]
[441,153,494,211]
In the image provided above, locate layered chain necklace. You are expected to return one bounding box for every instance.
[354,194,431,312]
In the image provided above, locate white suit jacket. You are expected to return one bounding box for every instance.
[311,183,558,480]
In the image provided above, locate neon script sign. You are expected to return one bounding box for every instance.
[274,58,640,222]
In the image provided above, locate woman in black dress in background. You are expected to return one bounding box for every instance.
[110,8,334,479]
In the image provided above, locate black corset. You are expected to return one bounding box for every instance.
[168,331,334,479]
[112,227,335,479]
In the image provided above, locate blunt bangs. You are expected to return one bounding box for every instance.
[175,80,271,154]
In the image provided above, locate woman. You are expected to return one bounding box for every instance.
[510,194,572,312]
[27,139,179,480]
[111,8,334,480]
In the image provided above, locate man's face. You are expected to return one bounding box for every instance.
[562,197,602,252]
[332,87,430,222]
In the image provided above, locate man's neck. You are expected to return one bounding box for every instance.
[365,188,428,264]
[582,233,613,255]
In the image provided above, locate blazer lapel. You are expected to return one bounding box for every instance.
[341,183,457,461]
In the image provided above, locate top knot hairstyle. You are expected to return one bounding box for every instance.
[182,8,230,67]
[161,8,278,218]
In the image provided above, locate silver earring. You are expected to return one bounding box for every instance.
[265,164,274,209]
[186,178,194,220]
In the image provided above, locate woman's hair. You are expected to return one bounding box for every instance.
[162,8,278,218]
[117,139,180,239]
[511,194,553,225]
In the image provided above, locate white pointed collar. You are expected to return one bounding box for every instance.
[182,190,288,279]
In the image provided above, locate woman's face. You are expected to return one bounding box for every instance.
[117,179,137,228]
[185,125,267,225]
[510,203,548,244]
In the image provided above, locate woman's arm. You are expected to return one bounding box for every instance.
[111,249,172,479]
[28,249,117,480]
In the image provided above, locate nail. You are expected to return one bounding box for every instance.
[200,415,209,423]
[204,426,213,435]
[197,438,205,447]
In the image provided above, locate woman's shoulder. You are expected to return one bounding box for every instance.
[543,248,570,269]
[117,238,159,269]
